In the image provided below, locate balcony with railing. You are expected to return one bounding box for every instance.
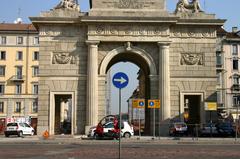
[9,75,25,82]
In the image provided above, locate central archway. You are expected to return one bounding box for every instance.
[99,44,157,135]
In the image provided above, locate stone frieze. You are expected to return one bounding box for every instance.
[88,25,169,37]
[171,28,216,38]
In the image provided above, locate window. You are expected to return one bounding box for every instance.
[233,44,238,55]
[233,76,240,85]
[16,84,22,94]
[0,84,4,94]
[16,51,23,60]
[34,37,39,45]
[32,100,38,113]
[16,66,22,79]
[0,66,5,76]
[32,66,39,77]
[0,51,6,60]
[33,84,38,94]
[216,51,222,66]
[15,102,21,113]
[233,59,239,70]
[233,96,240,107]
[33,51,39,60]
[17,36,23,45]
[1,36,6,45]
[0,102,4,113]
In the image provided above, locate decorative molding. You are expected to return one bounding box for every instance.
[171,28,216,38]
[125,42,132,51]
[180,53,203,65]
[52,52,76,64]
[88,25,169,37]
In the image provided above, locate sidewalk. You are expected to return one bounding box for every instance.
[1,134,240,145]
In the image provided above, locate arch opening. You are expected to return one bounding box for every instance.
[101,46,156,135]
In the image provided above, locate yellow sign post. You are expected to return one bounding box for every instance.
[132,99,145,109]
[147,99,160,139]
[148,100,161,109]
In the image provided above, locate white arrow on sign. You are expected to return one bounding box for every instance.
[114,77,127,84]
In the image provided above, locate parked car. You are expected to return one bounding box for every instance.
[88,121,134,138]
[169,122,188,136]
[4,122,35,137]
[200,123,218,136]
[216,122,235,137]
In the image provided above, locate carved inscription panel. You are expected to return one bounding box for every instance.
[91,0,165,10]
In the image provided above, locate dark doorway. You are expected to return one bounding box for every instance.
[54,95,72,135]
[30,118,38,135]
[184,95,201,125]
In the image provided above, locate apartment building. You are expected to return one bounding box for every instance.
[217,27,240,119]
[0,23,39,133]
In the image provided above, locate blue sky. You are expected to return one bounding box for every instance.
[0,0,239,31]
[0,0,239,114]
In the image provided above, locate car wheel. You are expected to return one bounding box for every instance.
[124,132,131,138]
[5,134,9,137]
[93,133,97,139]
[31,131,35,136]
[18,131,23,137]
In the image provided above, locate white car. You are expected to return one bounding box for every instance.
[4,122,35,137]
[88,121,134,138]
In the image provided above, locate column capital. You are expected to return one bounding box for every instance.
[157,41,171,48]
[86,40,100,46]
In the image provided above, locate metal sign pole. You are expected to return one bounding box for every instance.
[153,108,155,140]
[112,72,129,159]
[119,88,121,159]
[158,100,161,140]
[139,108,141,139]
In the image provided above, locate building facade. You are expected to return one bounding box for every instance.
[0,23,39,133]
[30,0,225,135]
[217,27,240,119]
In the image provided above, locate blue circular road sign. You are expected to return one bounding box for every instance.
[139,101,144,107]
[112,72,129,89]
[149,101,154,107]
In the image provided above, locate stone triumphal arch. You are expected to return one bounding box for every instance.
[31,0,225,135]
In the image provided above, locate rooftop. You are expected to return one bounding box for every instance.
[0,23,37,32]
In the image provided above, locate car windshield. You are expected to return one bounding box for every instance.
[7,123,17,127]
[104,122,114,128]
[24,123,31,127]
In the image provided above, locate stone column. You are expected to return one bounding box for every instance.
[86,41,99,133]
[158,42,171,120]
